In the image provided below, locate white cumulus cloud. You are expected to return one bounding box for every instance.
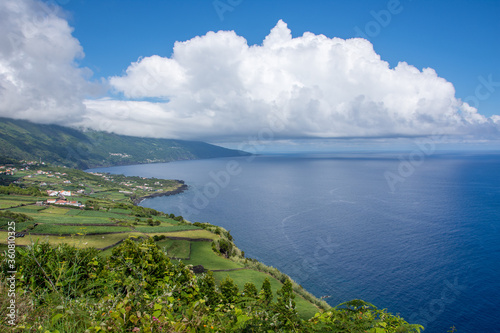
[81,19,498,141]
[0,0,99,124]
[1,2,498,143]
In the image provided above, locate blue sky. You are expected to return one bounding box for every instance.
[1,0,499,149]
[64,0,500,118]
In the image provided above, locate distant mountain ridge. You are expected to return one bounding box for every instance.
[0,117,249,169]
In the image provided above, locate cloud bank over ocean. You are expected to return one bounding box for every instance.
[1,0,499,142]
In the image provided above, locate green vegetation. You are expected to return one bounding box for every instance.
[0,210,33,223]
[213,270,319,320]
[0,231,139,249]
[0,117,249,169]
[0,184,45,196]
[134,225,199,233]
[185,241,244,271]
[0,163,424,331]
[1,239,423,332]
[155,239,191,259]
[30,224,132,235]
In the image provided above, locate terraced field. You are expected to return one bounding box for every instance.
[0,169,323,319]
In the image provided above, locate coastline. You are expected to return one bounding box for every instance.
[132,181,188,205]
[133,181,331,312]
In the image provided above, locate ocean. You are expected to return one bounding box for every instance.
[89,151,500,332]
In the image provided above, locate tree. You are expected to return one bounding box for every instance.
[220,276,239,304]
[242,282,258,299]
[260,278,273,305]
[218,239,232,257]
[275,278,300,330]
[198,271,220,306]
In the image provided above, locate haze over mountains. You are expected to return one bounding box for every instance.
[0,117,248,169]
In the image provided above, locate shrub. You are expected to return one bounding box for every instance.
[0,210,34,223]
[0,241,423,332]
[260,278,273,305]
[242,282,258,299]
[11,242,103,300]
[218,239,233,257]
[220,276,239,303]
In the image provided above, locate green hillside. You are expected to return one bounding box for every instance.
[0,117,249,169]
[0,166,423,332]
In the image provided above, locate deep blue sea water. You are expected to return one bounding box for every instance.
[89,152,500,332]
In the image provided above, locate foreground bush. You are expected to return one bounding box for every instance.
[0,239,423,332]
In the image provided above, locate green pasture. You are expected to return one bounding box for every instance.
[65,209,131,219]
[0,199,30,209]
[0,231,140,249]
[33,215,116,225]
[152,220,174,226]
[2,195,47,201]
[143,229,218,240]
[108,208,131,214]
[89,191,128,201]
[134,225,199,233]
[40,206,71,215]
[99,247,115,257]
[7,205,47,213]
[137,216,188,226]
[29,224,132,235]
[0,220,36,232]
[183,241,243,271]
[0,195,45,208]
[155,239,191,259]
[152,216,179,224]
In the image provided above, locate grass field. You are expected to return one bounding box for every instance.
[89,191,128,202]
[0,231,141,249]
[154,216,180,224]
[33,215,116,225]
[0,200,24,209]
[8,205,47,213]
[0,173,325,319]
[1,195,47,201]
[29,224,132,235]
[1,201,36,209]
[0,221,36,231]
[183,241,244,270]
[134,225,200,233]
[142,229,218,240]
[0,195,44,208]
[156,239,191,259]
[108,208,131,214]
[40,206,73,215]
[65,209,131,219]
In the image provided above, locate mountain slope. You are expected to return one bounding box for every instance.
[0,117,249,169]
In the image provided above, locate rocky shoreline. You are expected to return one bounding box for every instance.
[132,181,188,205]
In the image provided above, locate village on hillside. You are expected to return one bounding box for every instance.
[0,160,184,204]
